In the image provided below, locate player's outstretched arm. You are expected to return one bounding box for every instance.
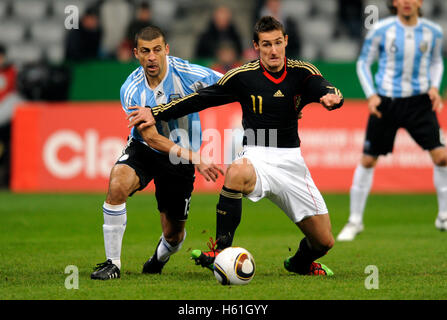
[127,106,156,130]
[127,84,236,129]
[138,125,224,182]
[304,76,344,110]
[138,124,174,154]
[151,84,236,122]
[320,93,343,111]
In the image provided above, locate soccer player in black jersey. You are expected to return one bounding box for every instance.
[128,16,344,276]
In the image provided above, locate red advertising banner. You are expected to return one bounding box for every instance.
[299,101,447,192]
[11,100,446,193]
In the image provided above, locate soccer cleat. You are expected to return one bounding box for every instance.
[91,259,120,280]
[142,255,169,274]
[191,237,221,271]
[336,222,364,241]
[284,257,334,276]
[142,238,169,274]
[435,217,447,231]
[308,262,334,276]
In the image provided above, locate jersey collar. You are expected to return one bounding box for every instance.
[395,15,421,29]
[260,57,287,84]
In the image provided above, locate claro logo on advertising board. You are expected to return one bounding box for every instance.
[12,102,446,192]
[43,129,125,179]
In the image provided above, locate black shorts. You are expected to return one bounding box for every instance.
[116,137,195,221]
[363,94,444,156]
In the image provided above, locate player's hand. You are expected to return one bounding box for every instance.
[320,93,342,110]
[127,106,156,129]
[428,87,443,112]
[367,94,382,118]
[195,156,224,182]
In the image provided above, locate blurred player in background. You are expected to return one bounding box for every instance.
[91,26,223,280]
[128,16,344,276]
[337,0,446,241]
[0,44,20,188]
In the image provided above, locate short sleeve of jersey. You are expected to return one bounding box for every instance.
[188,69,223,92]
[120,68,144,114]
[431,20,444,43]
[205,69,224,86]
[120,85,137,115]
[168,57,223,95]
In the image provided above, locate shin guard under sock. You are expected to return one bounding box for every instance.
[215,186,242,250]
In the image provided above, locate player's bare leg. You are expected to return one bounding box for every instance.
[106,164,140,204]
[337,154,378,241]
[91,164,139,280]
[298,214,334,253]
[284,214,335,276]
[430,147,447,231]
[191,159,256,269]
[143,213,187,274]
[160,213,186,246]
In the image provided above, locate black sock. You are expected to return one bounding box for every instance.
[289,238,327,274]
[215,186,242,250]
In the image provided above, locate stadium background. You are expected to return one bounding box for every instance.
[1,0,447,193]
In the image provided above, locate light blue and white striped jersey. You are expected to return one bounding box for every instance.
[357,16,444,98]
[120,56,222,152]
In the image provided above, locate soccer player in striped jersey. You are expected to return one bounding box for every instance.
[91,26,224,280]
[128,16,344,276]
[337,0,447,241]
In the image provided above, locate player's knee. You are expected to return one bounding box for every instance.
[107,179,130,204]
[314,236,334,253]
[433,154,447,167]
[225,163,255,193]
[361,155,377,169]
[224,165,247,190]
[325,236,335,251]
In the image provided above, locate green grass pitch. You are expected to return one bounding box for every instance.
[0,191,446,300]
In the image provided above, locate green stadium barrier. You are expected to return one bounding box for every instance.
[69,60,140,101]
[68,59,447,101]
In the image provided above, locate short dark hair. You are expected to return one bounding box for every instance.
[134,25,166,48]
[84,6,99,17]
[0,44,5,55]
[253,16,286,44]
[387,0,422,16]
[139,2,151,10]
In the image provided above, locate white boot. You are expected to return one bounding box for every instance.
[336,222,364,241]
[435,213,447,231]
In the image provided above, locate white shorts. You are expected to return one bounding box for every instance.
[235,146,328,223]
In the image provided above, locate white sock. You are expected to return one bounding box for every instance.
[103,202,127,270]
[434,165,447,219]
[349,164,375,225]
[156,231,186,263]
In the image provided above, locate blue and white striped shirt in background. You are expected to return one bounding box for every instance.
[120,56,222,152]
[357,16,444,98]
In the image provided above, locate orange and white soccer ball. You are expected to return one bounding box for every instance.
[213,247,256,285]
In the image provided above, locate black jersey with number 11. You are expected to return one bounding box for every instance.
[150,58,343,148]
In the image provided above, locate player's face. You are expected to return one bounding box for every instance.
[393,0,422,18]
[253,30,288,72]
[134,37,170,79]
